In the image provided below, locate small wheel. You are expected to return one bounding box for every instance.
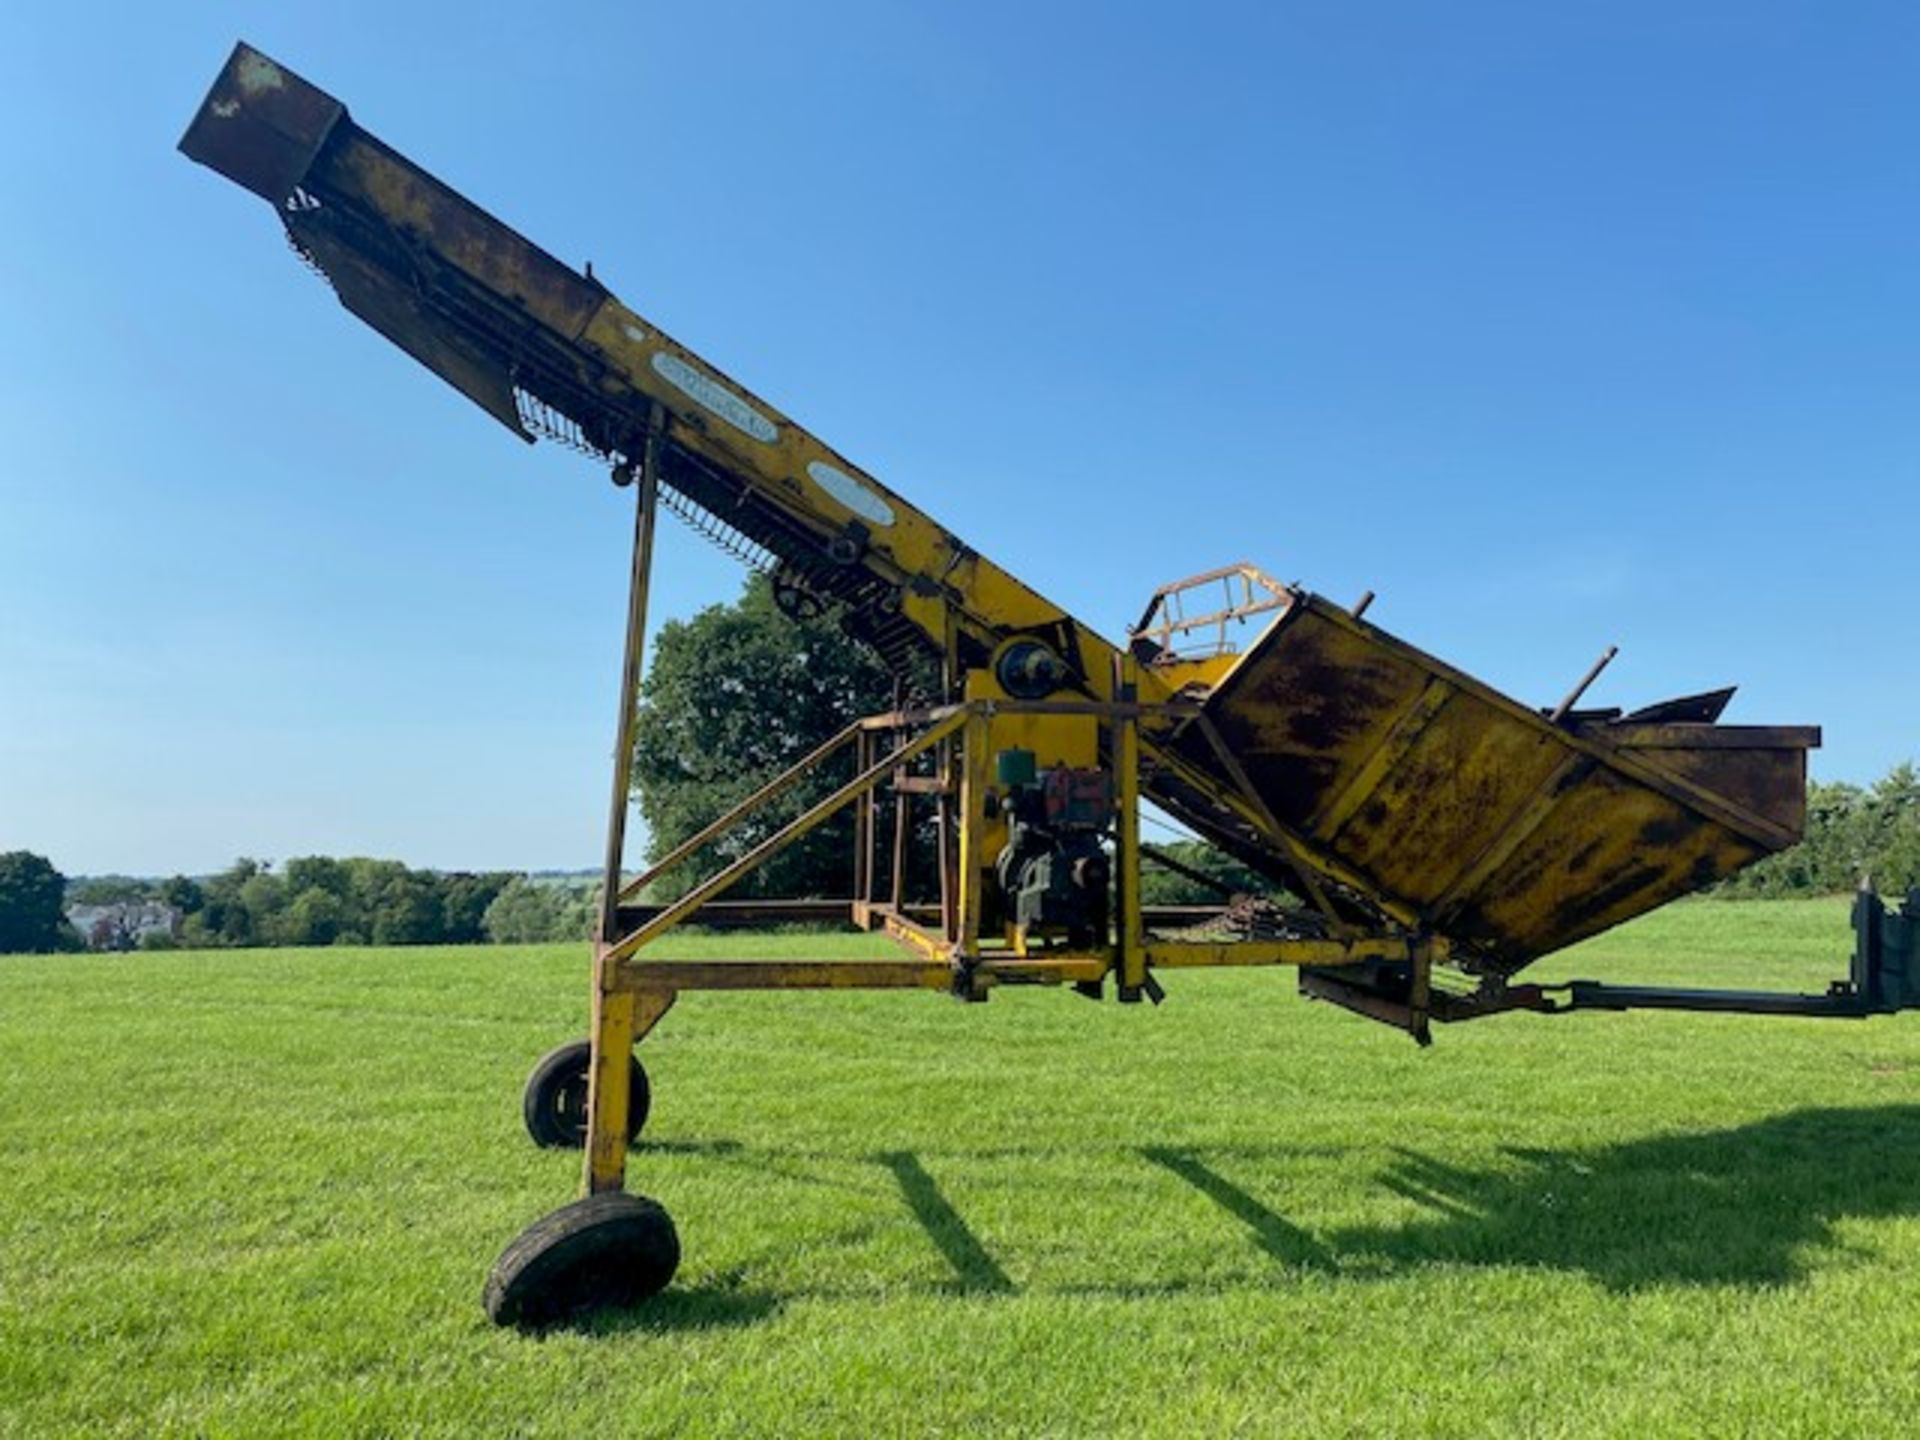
[484,1192,680,1328]
[522,1040,650,1149]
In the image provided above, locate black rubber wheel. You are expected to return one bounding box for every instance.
[522,1040,650,1149]
[484,1192,680,1328]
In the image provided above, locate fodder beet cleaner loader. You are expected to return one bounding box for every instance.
[180,43,1920,1326]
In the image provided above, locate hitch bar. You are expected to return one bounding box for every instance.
[1551,885,1920,1019]
[1303,886,1920,1030]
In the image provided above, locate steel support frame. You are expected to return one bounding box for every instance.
[579,503,1426,1195]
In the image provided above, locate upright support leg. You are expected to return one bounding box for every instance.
[853,730,874,913]
[939,609,962,946]
[1407,936,1434,1048]
[1114,656,1147,1001]
[957,709,991,987]
[888,680,910,914]
[585,982,637,1195]
[584,411,663,1198]
[585,976,676,1194]
[891,780,910,912]
[937,736,957,942]
[598,413,664,942]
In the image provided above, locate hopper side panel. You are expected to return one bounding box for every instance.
[1186,596,1808,972]
[1449,770,1768,964]
[1184,608,1434,826]
[1332,691,1574,908]
[1624,745,1811,838]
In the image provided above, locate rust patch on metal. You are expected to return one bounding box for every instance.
[1179,597,1814,975]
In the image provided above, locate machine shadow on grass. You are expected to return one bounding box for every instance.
[1168,1105,1920,1292]
[694,1106,1920,1309]
[1140,1146,1334,1271]
[877,1150,1016,1295]
[568,1105,1920,1326]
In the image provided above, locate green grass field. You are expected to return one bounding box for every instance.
[4,898,1919,1437]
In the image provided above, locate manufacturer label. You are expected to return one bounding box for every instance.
[650,352,778,445]
[807,461,896,528]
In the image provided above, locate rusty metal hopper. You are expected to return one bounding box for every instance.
[1160,594,1817,976]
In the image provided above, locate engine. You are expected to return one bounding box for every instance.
[989,749,1113,950]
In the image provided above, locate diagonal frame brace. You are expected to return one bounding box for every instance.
[606,710,968,967]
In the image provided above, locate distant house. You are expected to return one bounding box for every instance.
[66,901,180,951]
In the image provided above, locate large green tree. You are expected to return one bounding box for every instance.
[0,851,71,954]
[482,877,591,944]
[630,574,912,901]
[184,857,271,947]
[441,872,515,944]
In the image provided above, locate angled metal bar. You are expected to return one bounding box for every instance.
[1192,715,1353,936]
[1140,843,1240,901]
[615,720,862,902]
[1142,737,1420,928]
[607,710,967,962]
[875,904,953,962]
[1549,644,1619,724]
[856,704,964,731]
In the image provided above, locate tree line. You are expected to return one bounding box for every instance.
[151,858,597,949]
[0,853,599,954]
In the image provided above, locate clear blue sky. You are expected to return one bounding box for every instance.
[3,3,1914,878]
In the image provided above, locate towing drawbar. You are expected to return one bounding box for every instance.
[1551,885,1920,1019]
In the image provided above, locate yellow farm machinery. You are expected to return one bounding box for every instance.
[181,44,1918,1326]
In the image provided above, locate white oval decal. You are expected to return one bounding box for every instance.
[807,461,896,528]
[650,352,778,445]
[235,52,287,98]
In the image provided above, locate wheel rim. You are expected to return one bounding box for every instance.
[525,1046,645,1147]
[551,1070,590,1139]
